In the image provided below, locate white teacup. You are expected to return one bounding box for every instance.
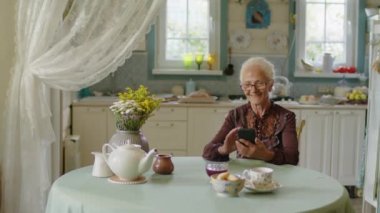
[242,167,273,187]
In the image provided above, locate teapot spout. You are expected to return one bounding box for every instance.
[138,148,157,174]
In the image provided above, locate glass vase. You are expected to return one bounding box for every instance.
[108,130,149,153]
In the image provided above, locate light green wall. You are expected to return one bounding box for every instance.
[0,0,15,157]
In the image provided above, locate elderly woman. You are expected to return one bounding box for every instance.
[202,57,299,165]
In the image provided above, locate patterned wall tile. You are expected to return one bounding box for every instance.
[90,52,361,99]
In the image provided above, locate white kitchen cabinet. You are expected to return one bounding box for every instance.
[299,110,334,175]
[298,109,366,185]
[72,106,108,166]
[107,110,117,139]
[141,107,188,156]
[72,98,366,186]
[331,110,366,185]
[187,107,233,156]
[288,109,301,130]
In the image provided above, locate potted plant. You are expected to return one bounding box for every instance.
[108,85,161,152]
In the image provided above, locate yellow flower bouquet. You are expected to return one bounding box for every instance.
[110,85,161,131]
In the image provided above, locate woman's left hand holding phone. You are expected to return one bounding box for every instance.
[236,139,275,161]
[235,138,255,157]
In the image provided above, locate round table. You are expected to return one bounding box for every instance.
[46,157,354,213]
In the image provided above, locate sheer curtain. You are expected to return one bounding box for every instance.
[1,0,163,212]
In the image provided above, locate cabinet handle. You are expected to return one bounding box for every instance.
[336,111,352,115]
[158,108,175,113]
[155,123,174,128]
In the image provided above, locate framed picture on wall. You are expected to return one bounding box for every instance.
[246,0,271,29]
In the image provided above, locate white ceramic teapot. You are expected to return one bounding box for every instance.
[102,143,157,181]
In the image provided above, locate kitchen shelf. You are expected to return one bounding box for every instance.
[152,69,223,76]
[294,71,361,79]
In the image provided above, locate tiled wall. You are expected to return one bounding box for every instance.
[228,0,289,55]
[89,52,364,98]
[90,52,290,97]
[90,0,366,99]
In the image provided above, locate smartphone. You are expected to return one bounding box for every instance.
[237,128,256,144]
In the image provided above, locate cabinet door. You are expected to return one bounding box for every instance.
[72,107,108,166]
[300,110,334,175]
[141,121,187,155]
[140,106,188,156]
[331,110,366,185]
[187,107,232,156]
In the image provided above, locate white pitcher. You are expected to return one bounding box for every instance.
[323,53,335,73]
[91,152,113,177]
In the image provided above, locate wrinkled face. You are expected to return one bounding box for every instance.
[240,65,273,105]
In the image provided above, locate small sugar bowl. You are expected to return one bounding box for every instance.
[153,154,174,175]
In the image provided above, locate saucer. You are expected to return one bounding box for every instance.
[244,180,281,193]
[107,176,147,185]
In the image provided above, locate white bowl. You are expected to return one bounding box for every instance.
[210,174,245,197]
[319,95,345,105]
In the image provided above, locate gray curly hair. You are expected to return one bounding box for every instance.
[239,57,275,82]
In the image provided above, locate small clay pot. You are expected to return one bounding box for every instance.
[153,154,174,175]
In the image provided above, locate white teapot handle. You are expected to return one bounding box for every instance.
[102,144,115,166]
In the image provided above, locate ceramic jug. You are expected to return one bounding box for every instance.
[323,53,335,73]
[185,79,196,95]
[153,154,174,175]
[102,143,156,181]
[91,152,113,177]
[272,76,291,98]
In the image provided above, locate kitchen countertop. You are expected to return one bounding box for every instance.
[72,96,367,110]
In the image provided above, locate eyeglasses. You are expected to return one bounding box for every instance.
[240,81,267,90]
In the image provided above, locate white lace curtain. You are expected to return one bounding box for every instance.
[1,0,163,212]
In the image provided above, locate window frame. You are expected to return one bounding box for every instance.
[295,0,358,68]
[154,0,221,73]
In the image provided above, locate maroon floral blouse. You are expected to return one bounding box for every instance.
[202,102,299,165]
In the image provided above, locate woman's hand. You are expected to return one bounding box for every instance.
[235,138,274,161]
[218,128,239,155]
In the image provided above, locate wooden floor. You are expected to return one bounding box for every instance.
[351,198,362,213]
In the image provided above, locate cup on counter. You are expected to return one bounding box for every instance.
[242,167,273,187]
[185,79,196,96]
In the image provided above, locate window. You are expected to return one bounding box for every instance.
[296,0,358,68]
[154,0,221,74]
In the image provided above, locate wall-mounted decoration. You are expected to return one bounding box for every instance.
[267,32,287,50]
[230,29,251,49]
[246,0,271,29]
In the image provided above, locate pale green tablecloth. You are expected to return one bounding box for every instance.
[46,157,354,213]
